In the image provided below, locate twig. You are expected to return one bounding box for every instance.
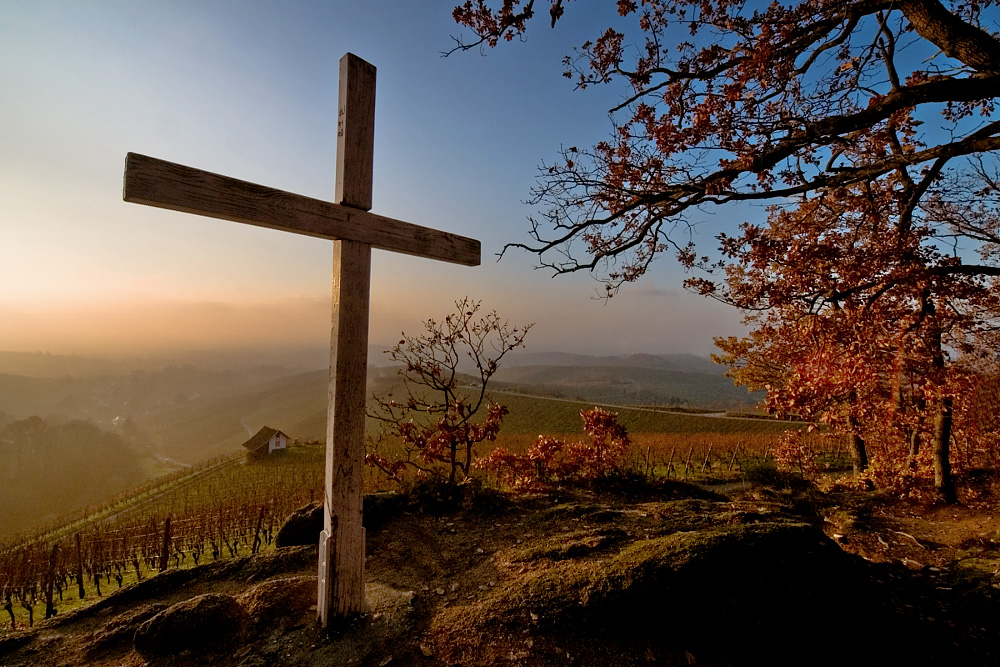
[890,530,925,549]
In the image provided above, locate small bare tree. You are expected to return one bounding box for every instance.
[367,298,531,485]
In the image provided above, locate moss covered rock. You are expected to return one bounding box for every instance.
[430,522,916,666]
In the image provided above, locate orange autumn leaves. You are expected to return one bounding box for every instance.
[708,179,1000,495]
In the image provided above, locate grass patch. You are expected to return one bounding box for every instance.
[492,391,798,435]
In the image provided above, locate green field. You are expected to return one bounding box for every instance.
[492,390,796,435]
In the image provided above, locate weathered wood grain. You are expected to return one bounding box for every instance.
[323,238,371,620]
[336,53,376,210]
[123,152,480,267]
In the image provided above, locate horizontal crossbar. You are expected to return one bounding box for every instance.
[123,153,481,267]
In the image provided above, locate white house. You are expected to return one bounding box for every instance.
[241,426,289,457]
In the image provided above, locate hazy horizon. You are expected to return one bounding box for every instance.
[0,289,743,360]
[0,336,728,373]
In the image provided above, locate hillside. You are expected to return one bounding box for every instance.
[0,365,313,429]
[492,365,758,408]
[0,417,153,536]
[503,351,720,373]
[0,347,777,537]
[493,391,792,435]
[4,479,1000,666]
[126,359,771,465]
[492,352,762,408]
[0,345,784,540]
[133,370,330,463]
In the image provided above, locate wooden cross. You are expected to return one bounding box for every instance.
[122,53,481,623]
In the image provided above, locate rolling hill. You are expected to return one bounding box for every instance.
[492,352,761,408]
[0,348,767,469]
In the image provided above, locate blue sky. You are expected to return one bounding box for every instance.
[0,0,746,358]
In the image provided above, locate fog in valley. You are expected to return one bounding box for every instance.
[0,348,331,538]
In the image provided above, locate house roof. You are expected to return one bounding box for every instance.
[240,426,287,451]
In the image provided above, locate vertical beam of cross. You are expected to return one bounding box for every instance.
[318,53,376,623]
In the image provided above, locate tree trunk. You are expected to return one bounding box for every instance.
[252,506,265,555]
[159,518,171,572]
[847,407,869,475]
[908,430,921,470]
[3,598,14,629]
[893,351,923,471]
[132,553,143,581]
[449,444,458,484]
[933,396,958,504]
[927,322,957,504]
[908,396,926,470]
[849,433,869,475]
[845,390,869,476]
[900,0,1000,75]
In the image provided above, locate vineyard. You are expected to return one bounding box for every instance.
[0,443,325,633]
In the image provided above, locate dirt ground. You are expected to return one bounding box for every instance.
[3,474,1000,667]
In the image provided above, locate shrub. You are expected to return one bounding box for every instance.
[366,298,531,485]
[742,458,782,486]
[477,407,631,489]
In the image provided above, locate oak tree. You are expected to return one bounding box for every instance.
[710,178,999,498]
[454,0,1000,293]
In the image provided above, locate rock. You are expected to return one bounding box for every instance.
[211,544,317,582]
[430,522,919,667]
[954,557,1000,586]
[276,493,407,547]
[275,501,323,548]
[237,576,316,634]
[86,602,168,657]
[133,593,246,659]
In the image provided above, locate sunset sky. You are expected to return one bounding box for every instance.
[1,0,749,359]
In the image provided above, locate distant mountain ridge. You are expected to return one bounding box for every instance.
[0,351,138,377]
[0,347,329,378]
[502,351,720,374]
